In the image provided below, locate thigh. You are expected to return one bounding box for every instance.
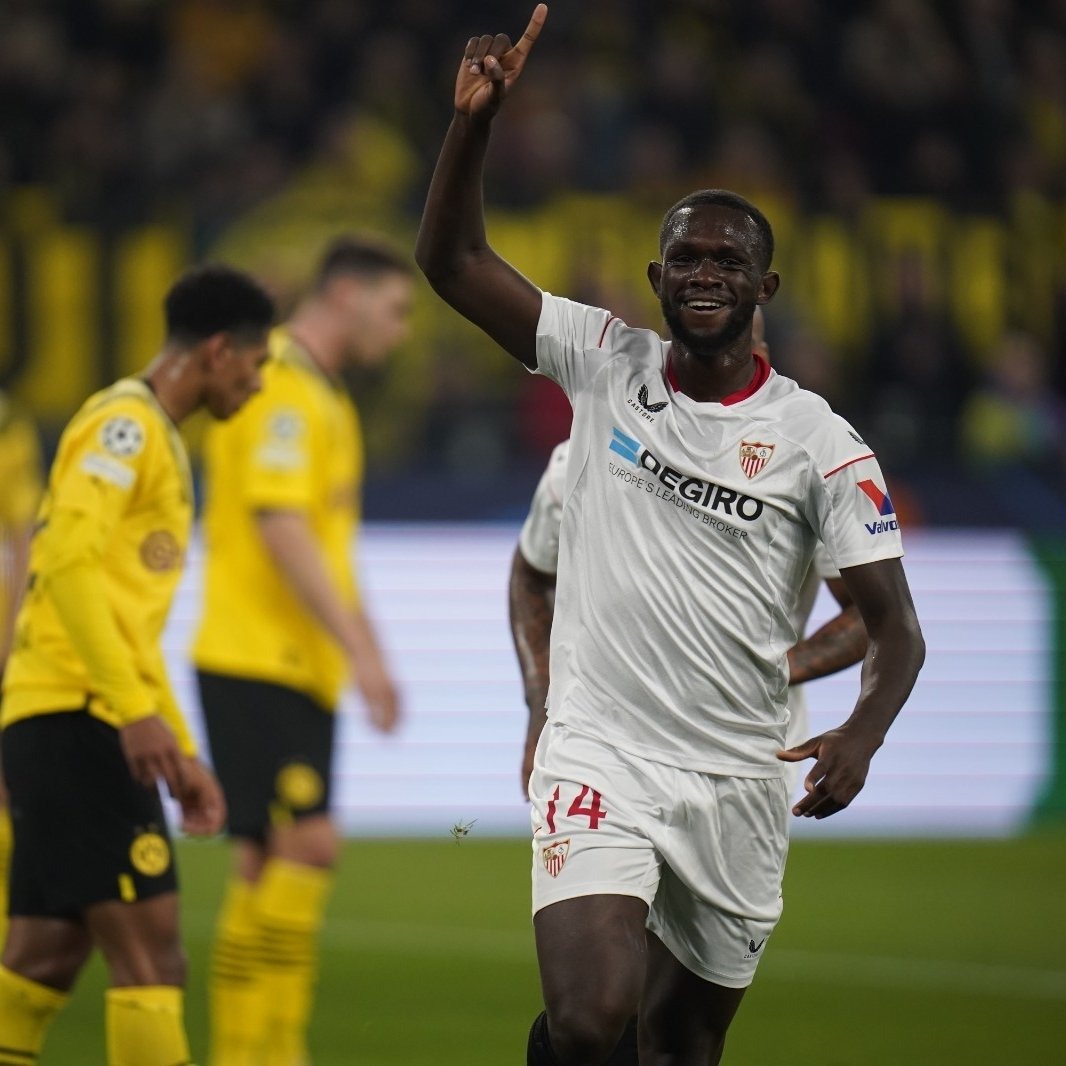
[2,915,93,992]
[534,894,649,1021]
[2,714,177,918]
[647,773,789,988]
[198,672,334,842]
[640,931,747,1066]
[87,892,184,987]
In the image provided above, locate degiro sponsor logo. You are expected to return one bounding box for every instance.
[857,479,899,534]
[608,428,765,521]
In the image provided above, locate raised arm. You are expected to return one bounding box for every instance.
[415,4,548,368]
[779,556,925,818]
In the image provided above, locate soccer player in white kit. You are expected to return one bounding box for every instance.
[416,8,926,1063]
[511,311,870,802]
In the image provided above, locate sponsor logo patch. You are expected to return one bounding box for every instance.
[858,479,899,533]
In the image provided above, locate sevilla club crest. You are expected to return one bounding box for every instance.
[739,441,775,479]
[541,839,570,878]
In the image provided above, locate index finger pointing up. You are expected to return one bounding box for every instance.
[513,4,549,58]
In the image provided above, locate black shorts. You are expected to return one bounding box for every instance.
[197,671,335,843]
[2,711,177,919]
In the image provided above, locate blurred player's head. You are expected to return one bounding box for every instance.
[164,264,274,419]
[649,190,779,357]
[312,236,414,367]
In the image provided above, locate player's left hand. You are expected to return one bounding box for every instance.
[174,758,226,836]
[777,724,883,819]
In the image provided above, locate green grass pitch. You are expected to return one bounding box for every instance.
[39,831,1066,1064]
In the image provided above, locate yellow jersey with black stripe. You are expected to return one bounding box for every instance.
[1,379,196,753]
[192,329,362,708]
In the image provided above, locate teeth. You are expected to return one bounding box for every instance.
[687,301,723,310]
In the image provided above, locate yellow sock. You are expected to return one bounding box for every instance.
[105,986,189,1066]
[209,879,266,1066]
[0,965,68,1063]
[0,807,12,950]
[255,860,332,1066]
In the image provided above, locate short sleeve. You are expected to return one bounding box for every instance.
[816,440,904,571]
[535,292,622,399]
[51,402,155,528]
[241,384,319,511]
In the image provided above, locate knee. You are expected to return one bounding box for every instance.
[2,937,90,993]
[546,997,632,1065]
[272,816,339,869]
[108,935,187,989]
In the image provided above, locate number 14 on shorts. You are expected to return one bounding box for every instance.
[546,784,608,832]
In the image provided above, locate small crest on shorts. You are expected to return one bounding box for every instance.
[541,839,570,878]
[275,762,324,810]
[129,831,170,877]
[739,441,775,479]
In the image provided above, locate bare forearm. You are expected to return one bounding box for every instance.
[508,550,554,723]
[415,113,492,285]
[788,605,868,685]
[256,510,360,658]
[846,617,925,742]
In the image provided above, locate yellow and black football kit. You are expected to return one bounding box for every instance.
[193,329,360,1066]
[193,327,361,710]
[0,378,195,914]
[193,326,361,832]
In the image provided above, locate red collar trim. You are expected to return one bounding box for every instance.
[666,353,770,405]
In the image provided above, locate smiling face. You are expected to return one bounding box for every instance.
[648,203,778,358]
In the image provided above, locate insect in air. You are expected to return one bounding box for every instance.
[450,818,477,844]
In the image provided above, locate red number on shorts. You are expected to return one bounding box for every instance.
[567,785,608,829]
[546,785,561,833]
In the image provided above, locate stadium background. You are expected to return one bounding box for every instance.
[2,1,1065,1062]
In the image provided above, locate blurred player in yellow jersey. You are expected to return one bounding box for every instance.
[0,265,274,1066]
[0,392,43,950]
[193,236,412,1066]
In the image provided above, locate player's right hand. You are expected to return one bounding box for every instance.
[120,714,185,795]
[455,4,548,118]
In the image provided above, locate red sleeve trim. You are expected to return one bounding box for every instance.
[823,453,876,479]
[597,316,618,349]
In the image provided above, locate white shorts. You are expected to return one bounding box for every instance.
[530,722,790,988]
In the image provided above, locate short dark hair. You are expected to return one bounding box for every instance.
[314,235,413,291]
[659,190,775,271]
[164,264,274,345]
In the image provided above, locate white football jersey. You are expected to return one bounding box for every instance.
[518,440,569,574]
[533,292,903,776]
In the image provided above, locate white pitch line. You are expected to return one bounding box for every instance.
[183,911,1066,1000]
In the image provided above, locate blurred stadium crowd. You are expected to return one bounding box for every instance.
[1,0,1065,525]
